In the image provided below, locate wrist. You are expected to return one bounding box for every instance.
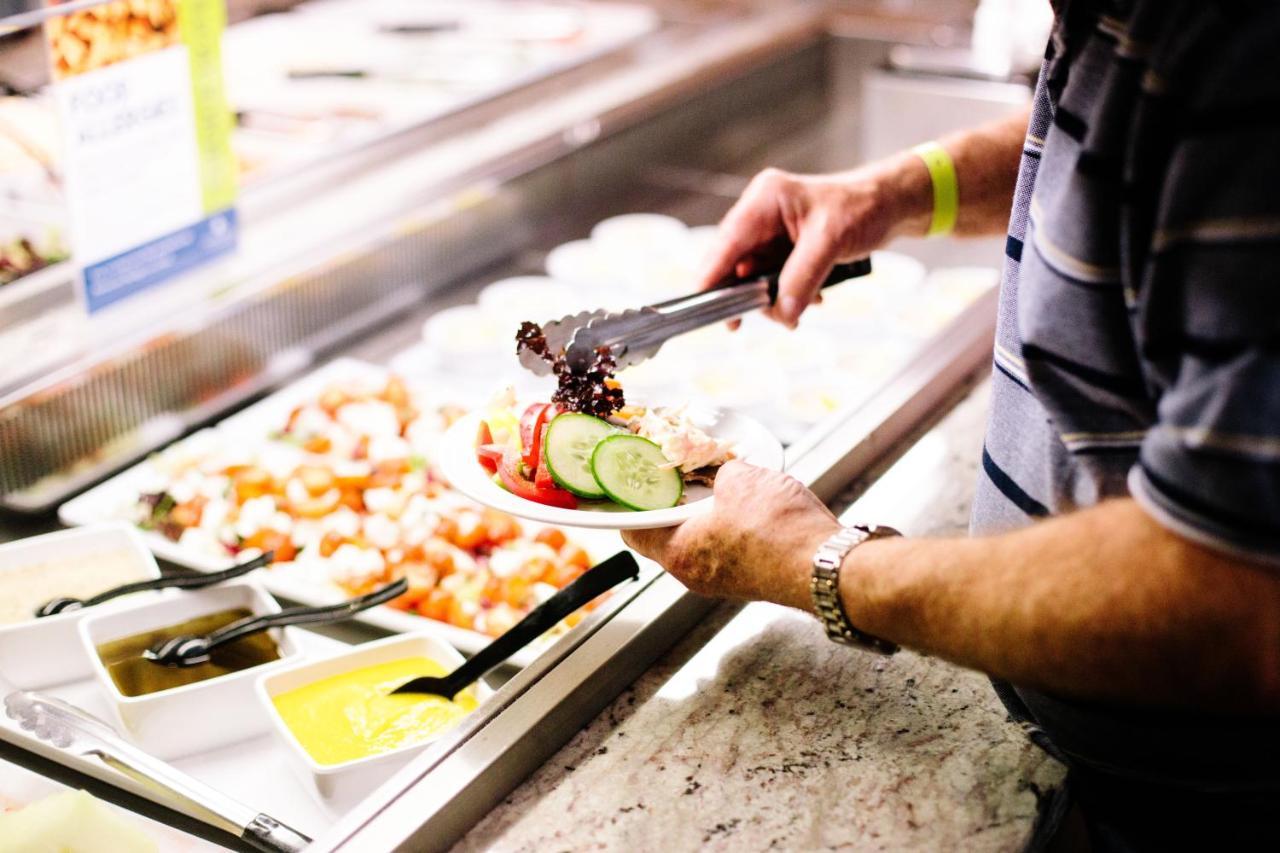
[835,535,893,641]
[871,150,935,240]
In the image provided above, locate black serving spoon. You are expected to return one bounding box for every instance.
[35,552,276,619]
[391,551,640,699]
[143,578,409,667]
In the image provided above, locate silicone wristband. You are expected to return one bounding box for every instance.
[912,141,958,238]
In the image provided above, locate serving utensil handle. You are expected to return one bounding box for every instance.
[628,258,874,352]
[204,578,408,649]
[446,551,639,690]
[92,751,311,851]
[91,749,258,838]
[243,814,313,853]
[398,552,640,697]
[82,552,274,607]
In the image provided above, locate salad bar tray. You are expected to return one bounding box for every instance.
[0,629,348,845]
[60,359,627,667]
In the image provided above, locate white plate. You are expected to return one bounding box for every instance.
[439,407,784,530]
[59,359,625,667]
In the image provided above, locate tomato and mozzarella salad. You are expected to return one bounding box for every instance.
[476,388,736,511]
[131,375,601,637]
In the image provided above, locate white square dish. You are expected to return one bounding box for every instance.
[256,632,490,808]
[0,523,161,689]
[78,581,301,760]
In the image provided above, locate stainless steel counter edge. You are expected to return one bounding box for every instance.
[310,289,998,852]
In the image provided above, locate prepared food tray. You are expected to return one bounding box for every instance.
[0,628,348,846]
[60,359,625,665]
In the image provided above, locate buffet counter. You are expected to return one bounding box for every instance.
[449,380,1065,852]
[0,2,1046,849]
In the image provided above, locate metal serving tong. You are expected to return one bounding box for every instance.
[35,551,275,618]
[519,257,872,376]
[392,551,639,698]
[2,690,310,852]
[144,578,408,667]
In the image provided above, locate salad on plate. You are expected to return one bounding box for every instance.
[475,386,737,513]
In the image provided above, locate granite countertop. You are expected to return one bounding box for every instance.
[454,379,1066,852]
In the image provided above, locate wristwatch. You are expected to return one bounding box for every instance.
[810,524,901,654]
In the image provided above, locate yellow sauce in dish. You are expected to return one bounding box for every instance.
[272,657,478,766]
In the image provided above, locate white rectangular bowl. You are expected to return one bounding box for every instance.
[256,632,490,809]
[0,523,161,689]
[78,581,301,760]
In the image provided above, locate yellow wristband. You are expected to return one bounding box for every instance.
[912,141,958,238]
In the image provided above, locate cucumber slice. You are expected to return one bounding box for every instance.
[543,413,617,498]
[590,434,683,511]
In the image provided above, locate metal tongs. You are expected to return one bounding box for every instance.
[519,257,873,376]
[2,689,310,851]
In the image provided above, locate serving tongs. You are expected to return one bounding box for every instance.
[1,689,310,851]
[519,257,873,376]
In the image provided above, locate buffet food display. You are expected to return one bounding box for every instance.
[61,360,622,659]
[257,632,490,806]
[0,2,1004,841]
[0,527,350,839]
[8,197,995,846]
[0,233,66,289]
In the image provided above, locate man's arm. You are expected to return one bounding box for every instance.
[623,467,1280,714]
[697,105,1031,327]
[843,499,1280,713]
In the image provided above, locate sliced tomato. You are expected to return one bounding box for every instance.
[498,450,577,509]
[519,403,553,470]
[476,420,499,473]
[477,443,505,472]
[530,406,558,474]
[533,435,557,491]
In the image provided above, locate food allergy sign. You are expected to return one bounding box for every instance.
[46,0,237,315]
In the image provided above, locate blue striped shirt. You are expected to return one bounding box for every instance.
[969,2,1280,835]
[972,1,1280,567]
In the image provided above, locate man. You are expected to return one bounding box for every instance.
[623,1,1280,849]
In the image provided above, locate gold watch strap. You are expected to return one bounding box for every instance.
[810,524,899,654]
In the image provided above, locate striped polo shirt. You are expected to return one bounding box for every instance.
[971,0,1280,567]
[968,0,1280,825]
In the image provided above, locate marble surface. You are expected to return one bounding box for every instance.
[454,380,1066,852]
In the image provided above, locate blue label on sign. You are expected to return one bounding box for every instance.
[81,208,237,314]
